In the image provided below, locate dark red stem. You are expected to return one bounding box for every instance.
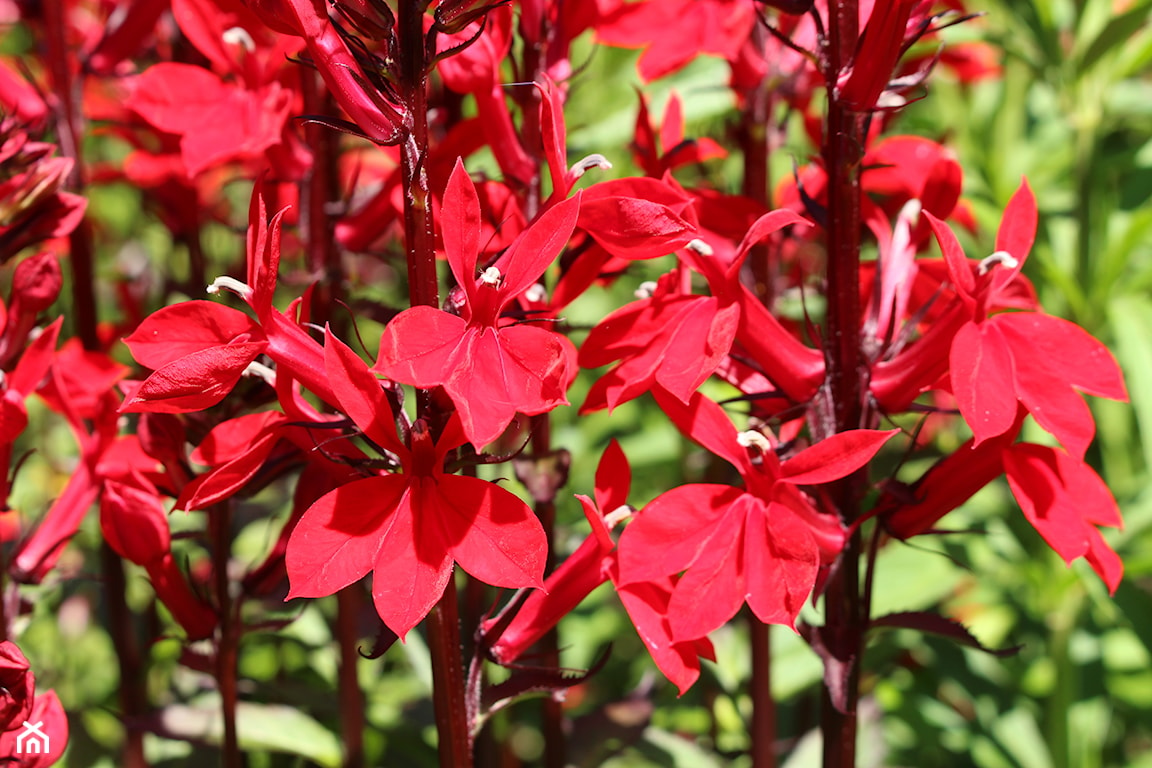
[301,71,343,322]
[820,2,867,768]
[741,24,776,308]
[427,580,472,766]
[336,587,366,768]
[397,3,470,764]
[101,545,148,768]
[750,616,777,768]
[42,0,99,351]
[210,504,242,768]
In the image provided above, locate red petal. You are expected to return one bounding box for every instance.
[191,411,286,466]
[8,316,62,396]
[995,180,1037,267]
[654,298,739,404]
[369,491,454,640]
[578,195,695,261]
[443,159,483,302]
[731,209,810,275]
[616,577,705,695]
[996,312,1127,401]
[666,501,747,641]
[742,501,818,629]
[925,211,976,302]
[652,389,752,474]
[433,474,546,589]
[950,321,1018,446]
[375,306,468,388]
[594,439,631,516]
[496,192,581,299]
[123,301,263,371]
[781,429,898,486]
[1004,443,1123,593]
[286,475,410,600]
[120,341,268,413]
[618,483,743,585]
[325,326,408,459]
[128,63,228,134]
[101,480,171,566]
[446,325,570,448]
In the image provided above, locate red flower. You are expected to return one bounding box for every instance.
[375,159,580,448]
[122,183,336,413]
[618,390,895,640]
[932,182,1126,459]
[488,441,715,694]
[286,329,547,638]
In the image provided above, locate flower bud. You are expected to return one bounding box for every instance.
[0,641,34,730]
[10,252,61,314]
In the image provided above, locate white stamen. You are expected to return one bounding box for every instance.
[978,250,1019,276]
[524,283,547,303]
[737,430,773,453]
[568,154,612,180]
[898,198,922,227]
[686,238,713,257]
[479,266,502,286]
[207,276,254,300]
[604,504,633,529]
[222,27,256,53]
[634,280,658,300]
[241,361,277,387]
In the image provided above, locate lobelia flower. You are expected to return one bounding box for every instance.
[375,159,580,449]
[121,182,336,414]
[617,390,896,642]
[286,328,547,638]
[881,406,1124,593]
[931,182,1125,460]
[579,209,822,413]
[487,440,715,694]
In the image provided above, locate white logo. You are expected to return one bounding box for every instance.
[15,721,49,755]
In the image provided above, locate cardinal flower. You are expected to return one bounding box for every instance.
[122,183,335,413]
[287,329,547,638]
[487,440,715,694]
[375,159,580,448]
[931,182,1126,460]
[618,390,896,641]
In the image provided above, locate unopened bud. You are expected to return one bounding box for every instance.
[10,252,61,313]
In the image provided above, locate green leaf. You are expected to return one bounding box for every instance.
[1077,3,1152,74]
[1109,296,1152,473]
[155,701,343,767]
